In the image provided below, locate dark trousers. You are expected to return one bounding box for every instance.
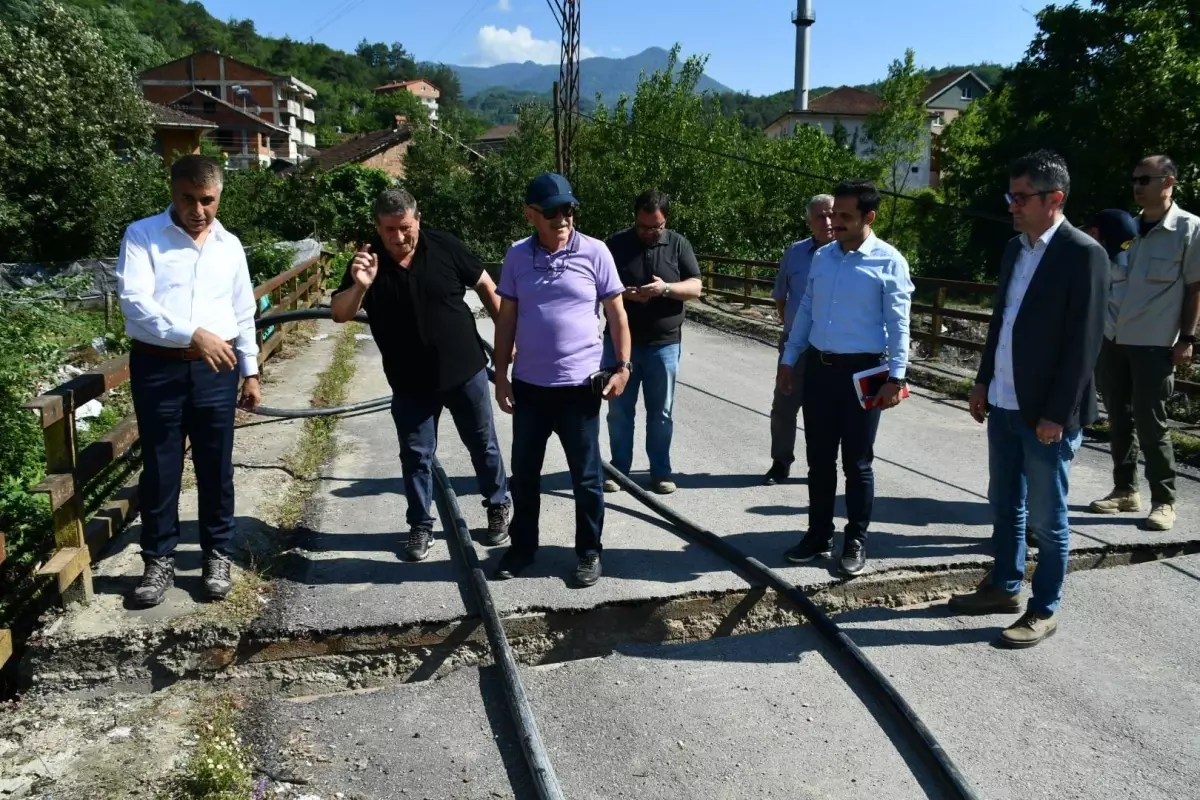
[802,349,883,543]
[390,369,509,529]
[1097,338,1176,504]
[770,335,806,466]
[509,379,604,557]
[130,349,238,560]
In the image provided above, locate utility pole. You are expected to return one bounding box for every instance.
[548,0,581,180]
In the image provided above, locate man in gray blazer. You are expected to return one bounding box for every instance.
[948,150,1108,649]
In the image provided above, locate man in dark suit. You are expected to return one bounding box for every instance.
[948,150,1108,649]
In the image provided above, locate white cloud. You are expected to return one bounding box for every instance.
[495,0,511,11]
[472,25,596,66]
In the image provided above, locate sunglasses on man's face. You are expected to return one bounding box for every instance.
[1132,174,1170,186]
[535,204,578,220]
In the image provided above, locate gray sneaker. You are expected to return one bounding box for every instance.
[603,478,622,493]
[132,556,174,607]
[203,551,233,601]
[649,477,676,495]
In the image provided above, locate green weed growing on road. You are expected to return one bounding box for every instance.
[168,695,255,800]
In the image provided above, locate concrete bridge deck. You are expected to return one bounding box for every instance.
[249,313,1200,799]
[13,307,1200,799]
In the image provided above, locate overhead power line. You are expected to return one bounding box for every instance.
[574,110,1011,226]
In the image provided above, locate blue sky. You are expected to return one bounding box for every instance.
[194,0,1047,95]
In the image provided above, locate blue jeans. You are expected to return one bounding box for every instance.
[509,379,604,557]
[390,369,509,529]
[130,349,238,559]
[603,339,680,478]
[987,408,1082,615]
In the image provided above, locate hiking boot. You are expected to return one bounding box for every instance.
[1088,490,1142,515]
[132,556,174,608]
[839,539,867,577]
[494,548,534,580]
[649,477,676,495]
[784,533,834,564]
[485,504,510,547]
[1146,503,1176,531]
[947,582,1022,615]
[404,526,432,562]
[998,610,1057,649]
[573,552,602,587]
[763,462,790,486]
[203,551,233,601]
[603,478,622,493]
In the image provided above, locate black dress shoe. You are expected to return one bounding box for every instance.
[763,462,791,486]
[404,526,432,562]
[840,539,867,576]
[784,533,833,563]
[573,552,602,587]
[494,548,535,580]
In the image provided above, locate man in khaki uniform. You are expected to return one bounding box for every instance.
[1090,155,1200,531]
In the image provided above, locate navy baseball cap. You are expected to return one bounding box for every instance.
[526,172,579,212]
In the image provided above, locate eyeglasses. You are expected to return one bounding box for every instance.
[635,222,666,234]
[1005,190,1052,208]
[534,204,577,220]
[1132,174,1171,186]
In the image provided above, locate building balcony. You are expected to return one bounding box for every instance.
[301,106,315,124]
[301,131,316,148]
[284,99,301,117]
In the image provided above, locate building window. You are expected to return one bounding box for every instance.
[911,166,920,174]
[931,112,945,126]
[960,87,972,100]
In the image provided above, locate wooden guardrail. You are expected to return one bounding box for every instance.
[697,253,1200,396]
[0,254,327,670]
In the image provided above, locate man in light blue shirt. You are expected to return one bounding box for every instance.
[775,180,914,577]
[764,194,833,486]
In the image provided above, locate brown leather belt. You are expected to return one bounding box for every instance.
[132,339,236,360]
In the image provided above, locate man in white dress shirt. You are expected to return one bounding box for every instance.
[117,155,261,607]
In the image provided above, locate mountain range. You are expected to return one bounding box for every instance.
[450,47,732,100]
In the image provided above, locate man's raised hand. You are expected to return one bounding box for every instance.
[351,243,378,289]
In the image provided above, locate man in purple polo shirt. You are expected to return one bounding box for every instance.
[492,172,632,587]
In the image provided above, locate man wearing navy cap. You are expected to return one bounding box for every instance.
[492,173,632,587]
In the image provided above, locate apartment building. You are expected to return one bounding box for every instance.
[139,51,317,168]
[373,79,440,121]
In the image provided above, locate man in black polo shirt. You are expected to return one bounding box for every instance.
[602,190,703,494]
[331,189,509,562]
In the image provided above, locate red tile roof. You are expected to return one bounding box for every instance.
[477,124,518,142]
[283,126,412,173]
[149,102,218,130]
[808,86,883,116]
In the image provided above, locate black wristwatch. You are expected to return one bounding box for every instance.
[1180,335,1198,344]
[886,376,907,387]
[614,361,633,373]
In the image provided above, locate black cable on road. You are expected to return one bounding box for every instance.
[248,308,564,798]
[432,457,567,800]
[476,338,980,800]
[599,465,981,800]
[250,308,975,796]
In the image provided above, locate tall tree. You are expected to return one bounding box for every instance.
[0,0,157,261]
[864,48,929,231]
[939,0,1200,275]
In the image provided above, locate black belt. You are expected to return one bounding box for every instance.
[810,348,883,366]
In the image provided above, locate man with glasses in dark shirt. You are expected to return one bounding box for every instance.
[331,189,510,563]
[602,190,703,495]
